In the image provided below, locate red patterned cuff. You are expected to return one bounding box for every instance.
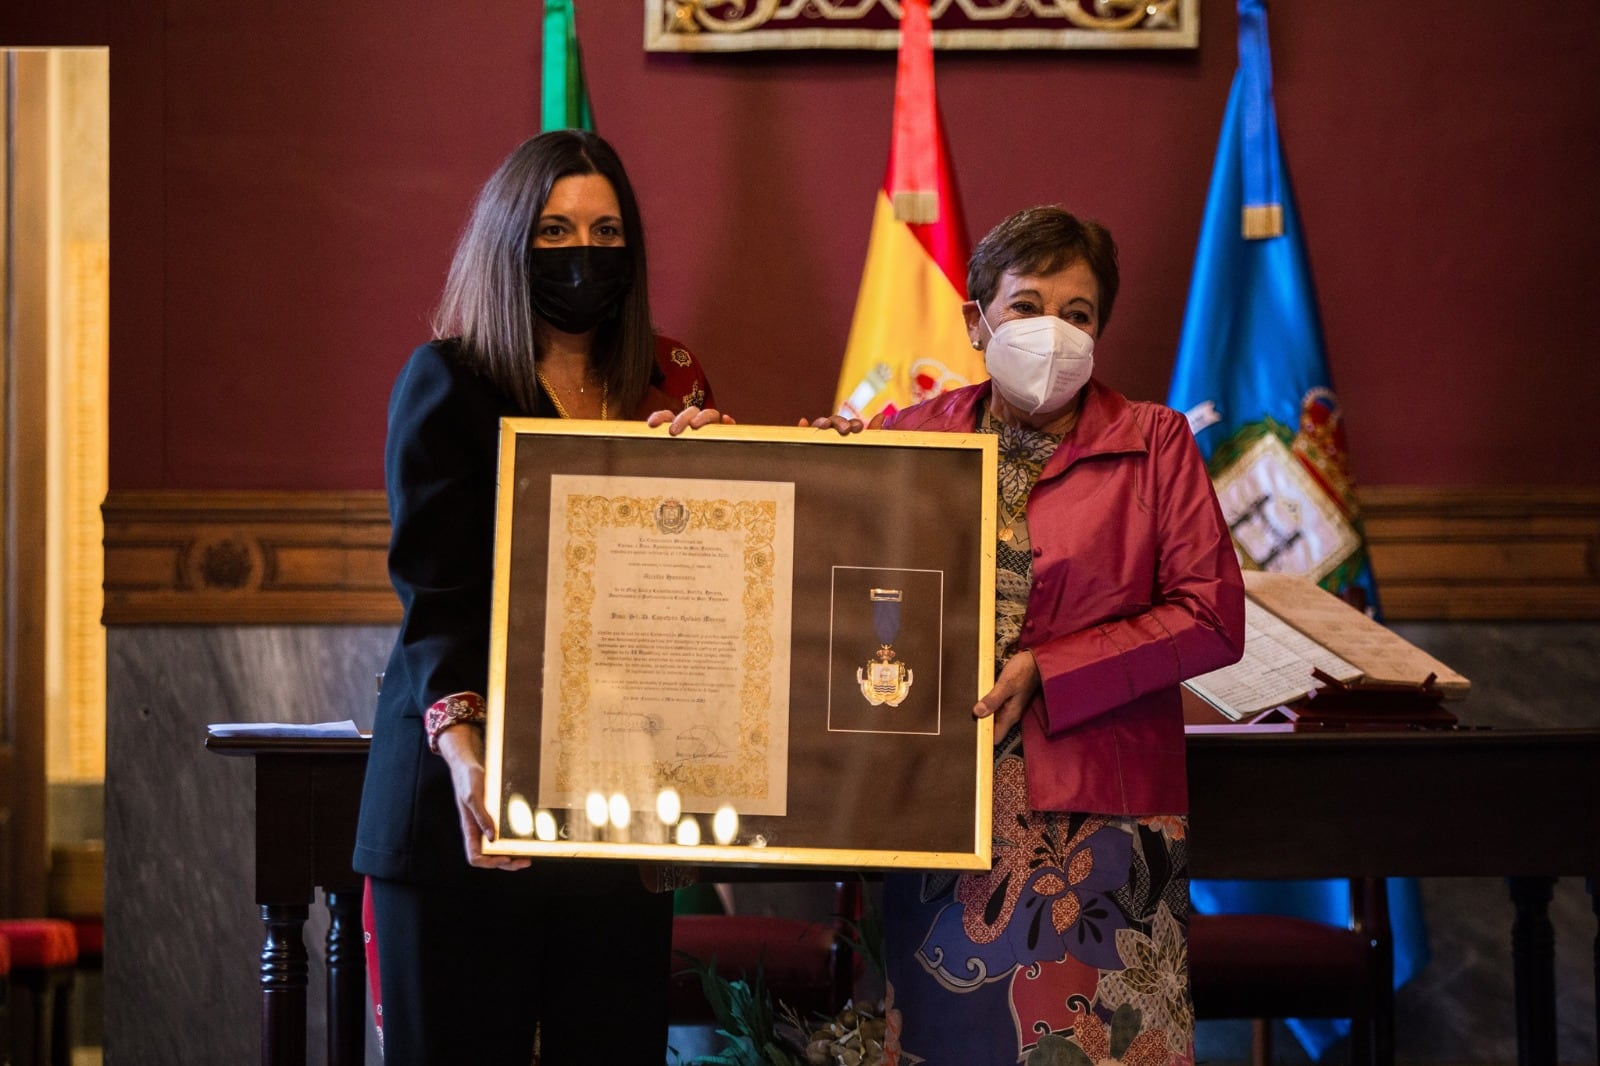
[424,692,487,753]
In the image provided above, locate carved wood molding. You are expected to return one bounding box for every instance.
[103,490,397,624]
[1360,487,1600,620]
[102,487,1600,625]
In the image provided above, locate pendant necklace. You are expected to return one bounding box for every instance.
[997,495,1027,545]
[537,368,609,420]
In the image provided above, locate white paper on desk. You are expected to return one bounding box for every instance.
[1242,570,1470,695]
[1184,600,1361,720]
[207,719,363,738]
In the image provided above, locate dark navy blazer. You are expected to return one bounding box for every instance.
[353,340,709,886]
[354,342,523,884]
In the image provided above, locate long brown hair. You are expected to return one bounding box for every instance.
[432,130,654,414]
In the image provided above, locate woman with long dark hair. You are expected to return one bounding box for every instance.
[354,130,725,1065]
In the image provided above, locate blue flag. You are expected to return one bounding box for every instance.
[1168,0,1378,613]
[1169,1,1426,1058]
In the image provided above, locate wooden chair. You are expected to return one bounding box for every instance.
[668,880,861,1025]
[1189,877,1394,1066]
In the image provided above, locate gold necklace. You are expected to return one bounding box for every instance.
[997,498,1026,544]
[536,368,609,420]
[987,412,1031,544]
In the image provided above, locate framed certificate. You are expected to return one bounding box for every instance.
[482,421,996,871]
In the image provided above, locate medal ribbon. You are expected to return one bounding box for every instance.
[871,588,903,646]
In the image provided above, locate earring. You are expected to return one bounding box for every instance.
[971,340,982,350]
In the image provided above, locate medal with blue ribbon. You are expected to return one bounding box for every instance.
[857,588,914,707]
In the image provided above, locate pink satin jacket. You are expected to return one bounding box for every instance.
[886,379,1245,815]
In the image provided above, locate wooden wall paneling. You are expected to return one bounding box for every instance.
[1361,487,1600,621]
[102,490,395,624]
[101,487,1600,625]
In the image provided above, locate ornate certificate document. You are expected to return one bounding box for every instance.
[537,474,794,816]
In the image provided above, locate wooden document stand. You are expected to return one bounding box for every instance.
[1185,571,1469,731]
[1249,671,1460,731]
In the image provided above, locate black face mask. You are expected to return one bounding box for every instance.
[527,245,634,335]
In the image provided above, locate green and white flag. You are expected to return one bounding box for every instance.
[541,0,593,131]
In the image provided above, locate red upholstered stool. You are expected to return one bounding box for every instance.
[671,914,844,1022]
[0,918,79,1066]
[1,929,12,1056]
[67,918,101,971]
[46,843,103,978]
[668,881,860,1025]
[1188,878,1393,1066]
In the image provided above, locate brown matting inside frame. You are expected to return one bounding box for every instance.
[482,420,995,871]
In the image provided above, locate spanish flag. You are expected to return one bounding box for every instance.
[833,0,980,421]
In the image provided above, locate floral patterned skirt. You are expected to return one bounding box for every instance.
[882,753,1194,1066]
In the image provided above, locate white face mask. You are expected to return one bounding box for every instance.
[978,307,1095,416]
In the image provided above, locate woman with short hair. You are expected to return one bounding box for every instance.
[815,203,1245,1065]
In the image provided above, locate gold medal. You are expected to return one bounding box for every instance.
[857,588,913,707]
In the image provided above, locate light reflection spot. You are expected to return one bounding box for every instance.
[608,792,632,830]
[534,810,558,842]
[656,788,682,825]
[712,805,739,846]
[505,794,535,838]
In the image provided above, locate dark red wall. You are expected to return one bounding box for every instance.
[9,2,1599,489]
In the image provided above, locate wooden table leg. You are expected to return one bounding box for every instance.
[259,903,309,1066]
[325,888,366,1066]
[1591,879,1598,1066]
[1508,876,1557,1066]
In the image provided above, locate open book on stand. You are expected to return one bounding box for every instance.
[1184,571,1469,730]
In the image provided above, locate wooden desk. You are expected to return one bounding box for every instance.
[208,735,369,1066]
[1185,727,1599,879]
[1186,727,1599,1066]
[209,728,1600,1066]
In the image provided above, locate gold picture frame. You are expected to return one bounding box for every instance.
[482,420,996,871]
[645,0,1198,52]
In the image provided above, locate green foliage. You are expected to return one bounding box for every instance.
[676,953,808,1066]
[836,877,885,980]
[676,881,889,1066]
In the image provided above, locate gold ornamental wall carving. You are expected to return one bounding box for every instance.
[646,0,1198,52]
